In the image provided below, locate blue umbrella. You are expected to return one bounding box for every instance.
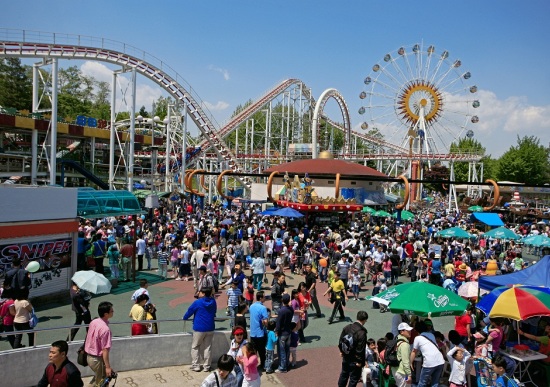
[271,207,304,218]
[220,218,234,226]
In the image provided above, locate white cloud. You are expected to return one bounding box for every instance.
[80,61,162,112]
[207,65,230,81]
[203,101,230,111]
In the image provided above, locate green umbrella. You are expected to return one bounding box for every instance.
[522,234,550,247]
[362,206,376,214]
[392,210,415,221]
[436,226,472,239]
[484,226,520,241]
[374,210,391,217]
[367,282,470,317]
[468,205,484,212]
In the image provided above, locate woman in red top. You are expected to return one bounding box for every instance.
[0,296,15,348]
[297,282,311,343]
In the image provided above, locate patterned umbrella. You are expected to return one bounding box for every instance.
[392,210,415,221]
[362,206,376,214]
[373,210,391,217]
[367,281,470,317]
[522,234,550,247]
[476,285,550,320]
[436,226,473,239]
[468,206,484,212]
[483,226,520,240]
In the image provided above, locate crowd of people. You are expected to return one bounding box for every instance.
[2,194,550,386]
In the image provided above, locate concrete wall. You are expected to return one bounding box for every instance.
[1,331,232,387]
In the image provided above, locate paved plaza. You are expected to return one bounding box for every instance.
[1,261,456,387]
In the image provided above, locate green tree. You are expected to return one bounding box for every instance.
[0,58,32,110]
[57,66,94,119]
[89,81,111,120]
[449,137,492,182]
[138,105,150,118]
[497,135,550,184]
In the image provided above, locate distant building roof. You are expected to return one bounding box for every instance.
[263,159,387,178]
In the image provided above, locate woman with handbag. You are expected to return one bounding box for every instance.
[129,293,149,335]
[13,294,34,348]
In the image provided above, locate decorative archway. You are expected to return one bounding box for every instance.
[311,88,351,158]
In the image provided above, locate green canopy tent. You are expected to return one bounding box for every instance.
[362,206,376,214]
[392,210,415,221]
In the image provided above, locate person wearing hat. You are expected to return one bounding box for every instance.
[323,271,348,324]
[183,287,217,372]
[428,253,442,286]
[392,322,413,387]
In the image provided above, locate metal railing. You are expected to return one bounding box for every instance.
[0,316,234,352]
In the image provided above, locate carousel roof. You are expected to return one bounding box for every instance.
[263,159,387,178]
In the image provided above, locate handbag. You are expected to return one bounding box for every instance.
[77,345,88,366]
[29,308,38,328]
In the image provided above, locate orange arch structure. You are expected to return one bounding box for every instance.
[335,173,341,199]
[395,175,410,210]
[183,169,194,193]
[483,179,500,211]
[188,169,206,197]
[217,170,235,201]
[266,171,279,202]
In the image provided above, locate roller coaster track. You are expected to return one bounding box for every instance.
[0,29,253,189]
[193,78,314,157]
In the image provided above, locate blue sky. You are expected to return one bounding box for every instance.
[2,0,550,157]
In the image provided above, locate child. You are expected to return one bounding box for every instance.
[264,320,277,374]
[226,279,243,329]
[228,325,248,387]
[447,346,471,387]
[492,356,520,387]
[350,268,361,300]
[362,338,380,387]
[237,342,260,387]
[157,246,168,279]
[473,331,490,358]
[289,322,299,368]
[244,275,255,306]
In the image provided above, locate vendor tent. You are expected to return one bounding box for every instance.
[479,255,550,291]
[470,212,504,227]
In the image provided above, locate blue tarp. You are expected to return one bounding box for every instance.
[470,212,504,227]
[479,255,550,291]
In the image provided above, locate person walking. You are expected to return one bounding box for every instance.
[251,255,266,291]
[37,340,83,387]
[304,263,322,318]
[68,282,92,341]
[275,293,293,374]
[13,293,34,348]
[337,310,369,387]
[85,301,115,387]
[249,291,269,369]
[183,286,217,372]
[391,322,413,387]
[324,271,348,324]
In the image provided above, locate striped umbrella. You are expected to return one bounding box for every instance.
[477,285,550,320]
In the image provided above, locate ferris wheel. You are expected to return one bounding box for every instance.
[359,43,479,157]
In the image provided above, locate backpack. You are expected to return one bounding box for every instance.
[338,323,361,355]
[385,338,407,367]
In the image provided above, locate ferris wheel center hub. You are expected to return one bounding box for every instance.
[398,82,442,123]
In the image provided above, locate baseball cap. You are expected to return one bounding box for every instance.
[398,322,413,331]
[434,254,441,259]
[282,294,291,303]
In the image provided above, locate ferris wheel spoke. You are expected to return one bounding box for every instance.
[434,65,457,89]
[372,79,400,94]
[437,75,465,93]
[367,91,396,101]
[370,109,397,122]
[401,53,416,81]
[378,66,405,90]
[429,55,447,85]
[389,58,410,84]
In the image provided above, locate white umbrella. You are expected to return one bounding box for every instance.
[71,270,112,294]
[457,281,488,299]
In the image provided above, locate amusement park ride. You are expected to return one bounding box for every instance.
[0,30,488,212]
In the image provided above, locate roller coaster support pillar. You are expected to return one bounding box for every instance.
[165,107,172,192]
[109,72,117,190]
[181,102,187,192]
[31,63,39,185]
[49,58,58,186]
[128,68,137,192]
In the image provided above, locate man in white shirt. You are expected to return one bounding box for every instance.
[372,246,386,272]
[135,236,146,271]
[410,321,445,387]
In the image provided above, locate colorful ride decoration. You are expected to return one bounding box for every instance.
[267,171,362,212]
